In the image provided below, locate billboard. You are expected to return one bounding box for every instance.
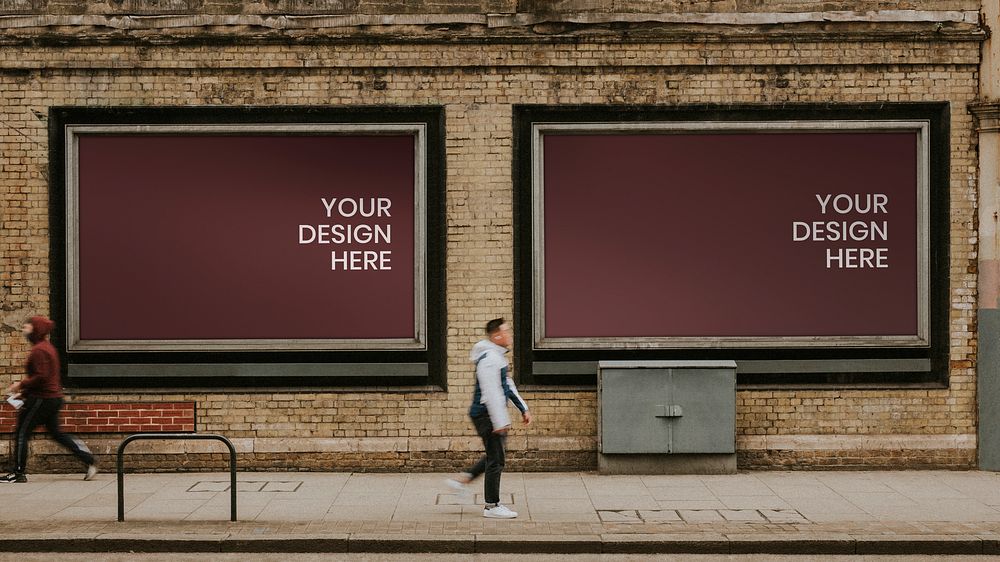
[533,121,929,349]
[65,124,427,352]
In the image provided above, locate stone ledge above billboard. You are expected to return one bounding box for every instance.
[0,9,982,45]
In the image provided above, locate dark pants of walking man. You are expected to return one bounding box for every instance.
[467,413,506,504]
[14,397,94,474]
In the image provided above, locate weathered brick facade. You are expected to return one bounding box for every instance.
[0,0,986,471]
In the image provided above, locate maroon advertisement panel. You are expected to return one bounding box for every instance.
[77,134,416,341]
[542,131,919,340]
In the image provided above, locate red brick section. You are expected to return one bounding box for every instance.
[0,402,196,434]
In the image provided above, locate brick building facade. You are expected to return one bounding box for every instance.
[0,0,992,471]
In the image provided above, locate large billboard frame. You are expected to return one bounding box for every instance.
[49,106,447,388]
[531,120,931,350]
[513,104,951,388]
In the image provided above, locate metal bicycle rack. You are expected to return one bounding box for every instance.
[117,433,237,522]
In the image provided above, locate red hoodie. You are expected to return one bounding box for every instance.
[20,316,63,399]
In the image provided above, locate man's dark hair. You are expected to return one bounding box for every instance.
[485,318,505,334]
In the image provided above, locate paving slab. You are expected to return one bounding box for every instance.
[332,493,400,506]
[521,486,590,499]
[678,509,725,523]
[184,501,267,522]
[759,509,810,524]
[703,478,774,497]
[588,495,659,511]
[596,510,641,523]
[321,505,395,522]
[526,498,595,512]
[718,496,792,510]
[125,499,208,520]
[637,509,681,522]
[656,499,727,510]
[646,485,713,501]
[525,511,601,523]
[719,509,766,522]
[771,484,844,499]
[392,507,465,522]
[255,499,333,521]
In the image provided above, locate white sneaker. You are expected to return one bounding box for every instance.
[483,504,518,519]
[84,465,98,481]
[445,478,470,495]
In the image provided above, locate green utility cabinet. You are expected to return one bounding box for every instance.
[598,361,737,474]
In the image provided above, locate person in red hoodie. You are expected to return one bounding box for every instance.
[3,316,97,483]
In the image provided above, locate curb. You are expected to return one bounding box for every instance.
[2,533,999,554]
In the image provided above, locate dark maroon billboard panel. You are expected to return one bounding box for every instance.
[68,125,425,351]
[536,123,928,348]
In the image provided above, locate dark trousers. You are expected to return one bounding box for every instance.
[464,413,506,505]
[14,397,94,474]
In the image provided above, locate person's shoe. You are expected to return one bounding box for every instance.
[483,504,518,519]
[445,477,471,496]
[84,465,98,481]
[0,472,27,483]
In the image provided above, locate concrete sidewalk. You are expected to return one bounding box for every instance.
[3,470,1000,554]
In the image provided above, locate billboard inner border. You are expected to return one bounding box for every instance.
[65,123,428,353]
[531,120,931,350]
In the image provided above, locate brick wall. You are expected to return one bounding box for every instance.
[0,1,984,471]
[0,402,195,434]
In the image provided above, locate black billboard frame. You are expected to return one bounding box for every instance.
[513,103,951,389]
[49,105,447,391]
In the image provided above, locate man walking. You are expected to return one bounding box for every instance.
[449,318,531,518]
[3,316,97,483]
